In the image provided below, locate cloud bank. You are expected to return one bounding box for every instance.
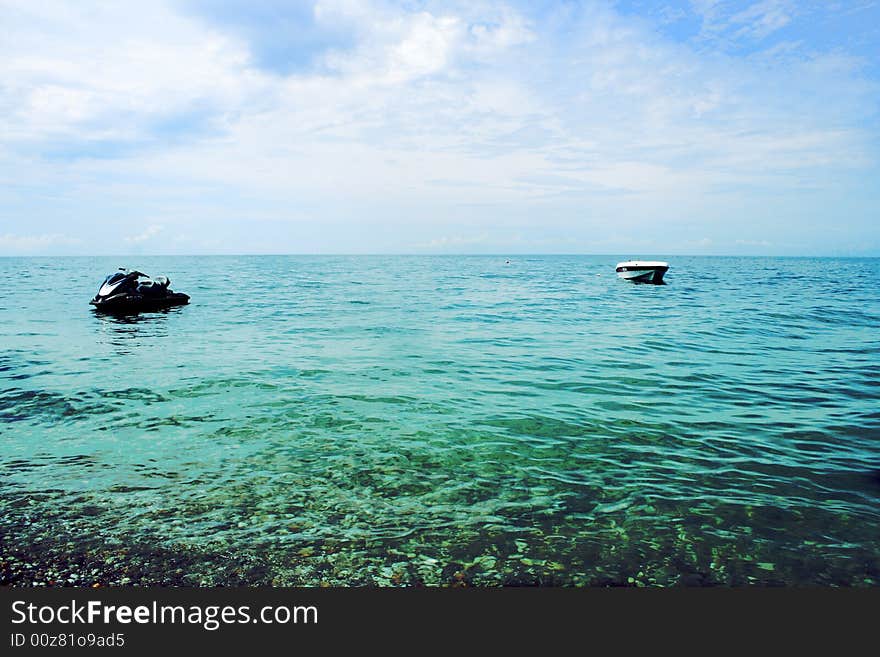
[1,0,878,255]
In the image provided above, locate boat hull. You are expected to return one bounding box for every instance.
[615,261,669,284]
[90,292,190,313]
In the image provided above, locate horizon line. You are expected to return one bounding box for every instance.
[2,252,879,259]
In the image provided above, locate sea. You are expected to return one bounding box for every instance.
[1,255,878,586]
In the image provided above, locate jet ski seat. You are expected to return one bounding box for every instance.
[136,277,170,295]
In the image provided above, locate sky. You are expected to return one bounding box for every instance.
[1,0,879,256]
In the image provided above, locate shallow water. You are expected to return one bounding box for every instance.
[1,255,878,585]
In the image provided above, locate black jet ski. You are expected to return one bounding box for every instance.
[90,268,190,312]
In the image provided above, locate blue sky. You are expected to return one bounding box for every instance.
[1,0,879,255]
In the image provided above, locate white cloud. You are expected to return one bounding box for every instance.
[0,233,82,250]
[691,0,795,42]
[1,1,267,146]
[413,233,490,250]
[730,1,793,40]
[124,224,164,244]
[317,3,532,85]
[0,1,877,254]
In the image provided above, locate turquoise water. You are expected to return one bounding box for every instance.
[1,255,879,585]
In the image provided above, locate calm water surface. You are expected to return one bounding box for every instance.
[1,256,878,585]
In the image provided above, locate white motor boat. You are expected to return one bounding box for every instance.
[615,260,669,284]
